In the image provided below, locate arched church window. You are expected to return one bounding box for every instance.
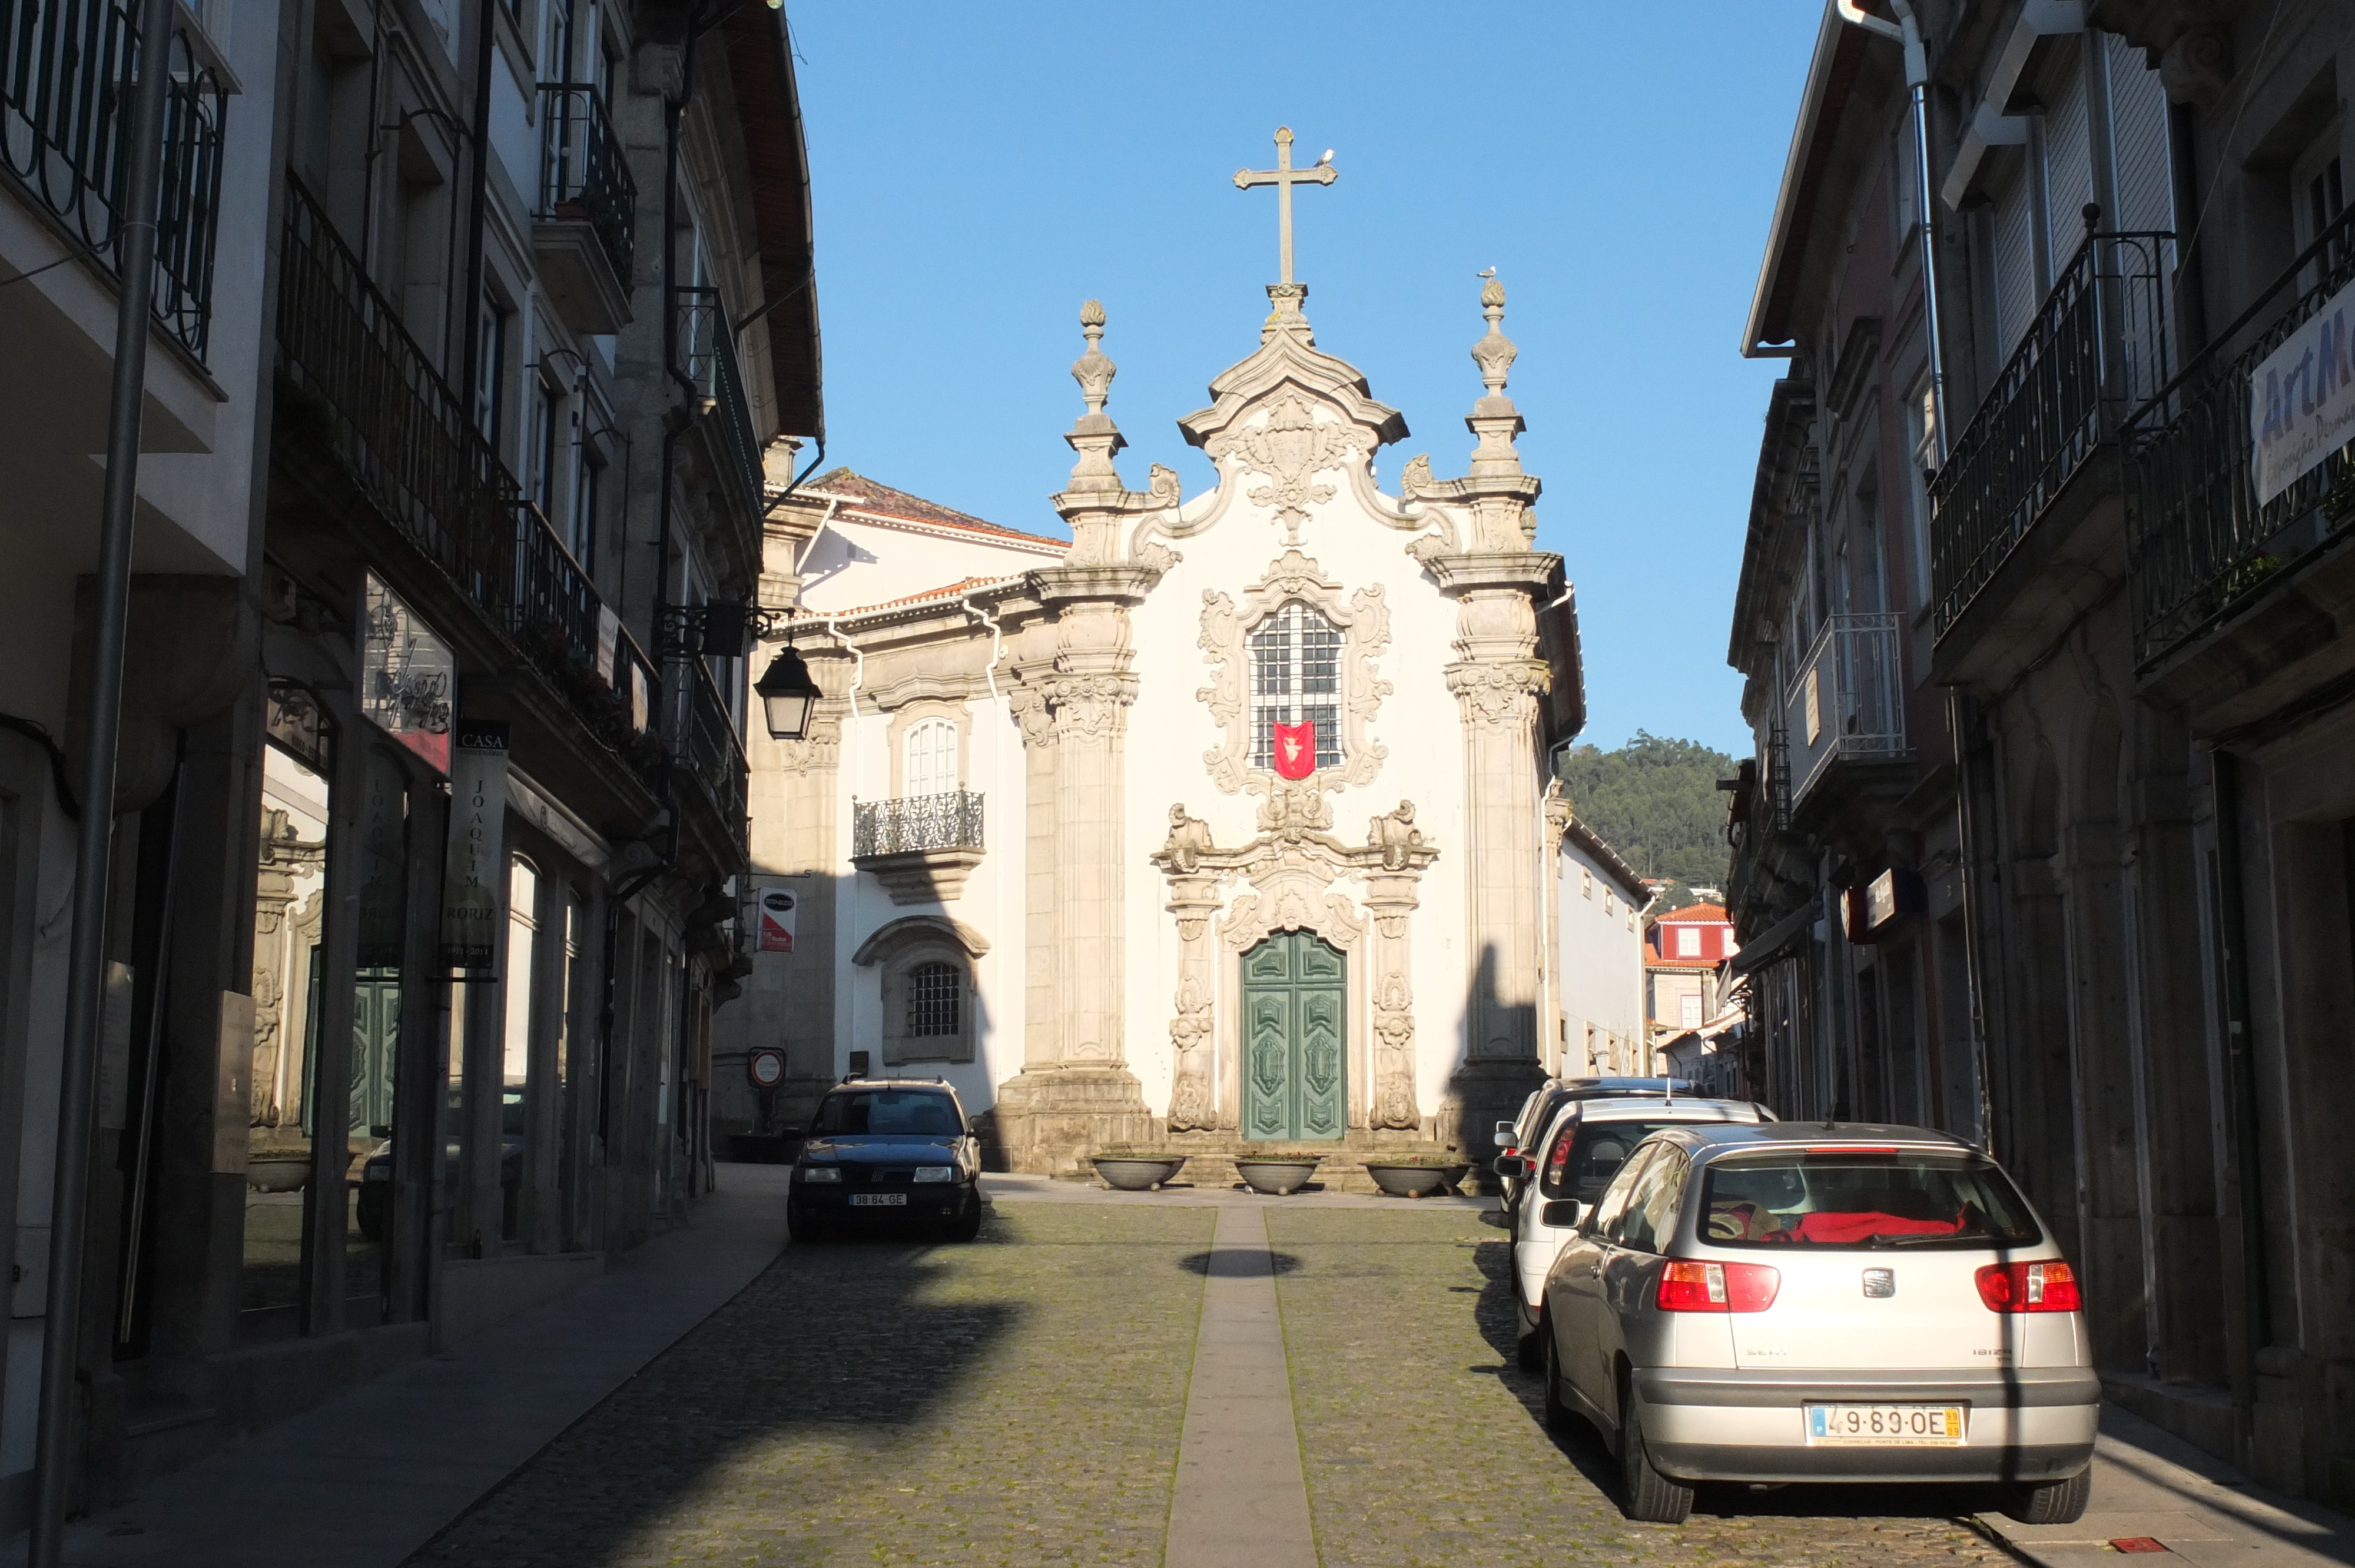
[904,717,957,799]
[907,961,962,1038]
[1247,602,1342,770]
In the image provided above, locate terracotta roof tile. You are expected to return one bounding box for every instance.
[808,467,1067,548]
[839,576,1016,616]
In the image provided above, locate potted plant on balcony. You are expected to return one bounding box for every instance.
[1233,1150,1322,1195]
[1358,1148,1472,1199]
[1089,1147,1188,1191]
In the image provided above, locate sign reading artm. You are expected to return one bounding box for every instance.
[2250,281,2355,505]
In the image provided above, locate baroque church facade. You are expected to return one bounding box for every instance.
[724,236,1587,1174]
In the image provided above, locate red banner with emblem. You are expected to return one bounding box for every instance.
[1272,720,1318,780]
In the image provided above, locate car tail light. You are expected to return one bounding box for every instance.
[1975,1261,2081,1313]
[1545,1135,1572,1185]
[1656,1260,1780,1312]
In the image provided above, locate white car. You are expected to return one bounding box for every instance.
[1494,1092,1767,1368]
[1537,1121,2098,1525]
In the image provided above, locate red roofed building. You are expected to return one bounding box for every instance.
[1644,902,1736,1049]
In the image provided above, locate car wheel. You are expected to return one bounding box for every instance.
[2005,1467,2091,1525]
[943,1193,983,1243]
[1618,1394,1695,1524]
[1540,1317,1573,1431]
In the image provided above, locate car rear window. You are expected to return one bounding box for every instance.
[1699,1152,2041,1250]
[1539,1119,1686,1202]
[811,1090,962,1137]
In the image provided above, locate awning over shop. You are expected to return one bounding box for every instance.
[1728,902,1815,976]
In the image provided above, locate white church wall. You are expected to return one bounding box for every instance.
[798,516,1061,614]
[1118,455,1477,1130]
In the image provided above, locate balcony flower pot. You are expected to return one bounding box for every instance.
[1234,1155,1321,1196]
[1361,1154,1472,1199]
[1091,1152,1186,1191]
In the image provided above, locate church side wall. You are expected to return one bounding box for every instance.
[1555,841,1644,1075]
[1119,498,1473,1132]
[827,664,1028,1117]
[797,518,1062,614]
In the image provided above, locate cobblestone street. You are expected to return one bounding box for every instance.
[401,1198,2016,1568]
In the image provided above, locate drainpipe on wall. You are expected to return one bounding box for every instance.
[31,0,177,1559]
[2208,748,2272,1418]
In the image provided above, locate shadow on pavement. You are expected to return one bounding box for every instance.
[401,1214,1026,1566]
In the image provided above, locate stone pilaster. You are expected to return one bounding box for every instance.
[1164,871,1222,1130]
[989,304,1164,1173]
[1412,277,1561,1172]
[1364,871,1423,1130]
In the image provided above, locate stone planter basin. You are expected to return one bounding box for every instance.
[1364,1163,1470,1199]
[1234,1158,1319,1196]
[1092,1156,1186,1191]
[246,1155,310,1193]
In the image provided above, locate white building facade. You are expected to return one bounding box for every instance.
[1550,815,1647,1079]
[731,272,1586,1174]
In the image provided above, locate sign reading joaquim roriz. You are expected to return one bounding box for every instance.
[2251,280,2355,506]
[440,721,510,972]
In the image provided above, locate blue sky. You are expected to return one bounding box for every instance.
[787,2,1822,756]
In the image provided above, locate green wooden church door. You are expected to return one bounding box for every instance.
[1241,931,1346,1142]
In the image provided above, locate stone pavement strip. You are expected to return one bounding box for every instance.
[1165,1205,1318,1568]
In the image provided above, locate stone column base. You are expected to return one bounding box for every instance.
[1439,1058,1548,1192]
[987,1065,1159,1175]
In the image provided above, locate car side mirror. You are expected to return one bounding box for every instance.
[1492,1154,1530,1180]
[1540,1200,1583,1230]
[1492,1119,1520,1147]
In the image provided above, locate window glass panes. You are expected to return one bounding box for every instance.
[347,746,409,1314]
[243,740,333,1325]
[1246,601,1342,769]
[502,857,539,1243]
[905,718,956,799]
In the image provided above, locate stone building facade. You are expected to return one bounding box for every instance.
[1727,0,2355,1508]
[0,0,820,1528]
[727,262,1596,1178]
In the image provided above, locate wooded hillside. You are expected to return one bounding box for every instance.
[1555,732,1735,896]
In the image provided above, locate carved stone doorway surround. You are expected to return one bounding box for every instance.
[1153,785,1436,1136]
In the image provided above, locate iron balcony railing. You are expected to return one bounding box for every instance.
[1781,613,1904,808]
[1930,224,2174,641]
[277,176,661,781]
[853,790,986,859]
[536,82,635,288]
[2128,201,2355,667]
[673,284,765,523]
[678,658,748,861]
[1,0,225,358]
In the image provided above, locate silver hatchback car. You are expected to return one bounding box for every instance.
[1538,1122,2098,1526]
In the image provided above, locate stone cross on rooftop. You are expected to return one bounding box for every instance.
[1233,127,1336,287]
